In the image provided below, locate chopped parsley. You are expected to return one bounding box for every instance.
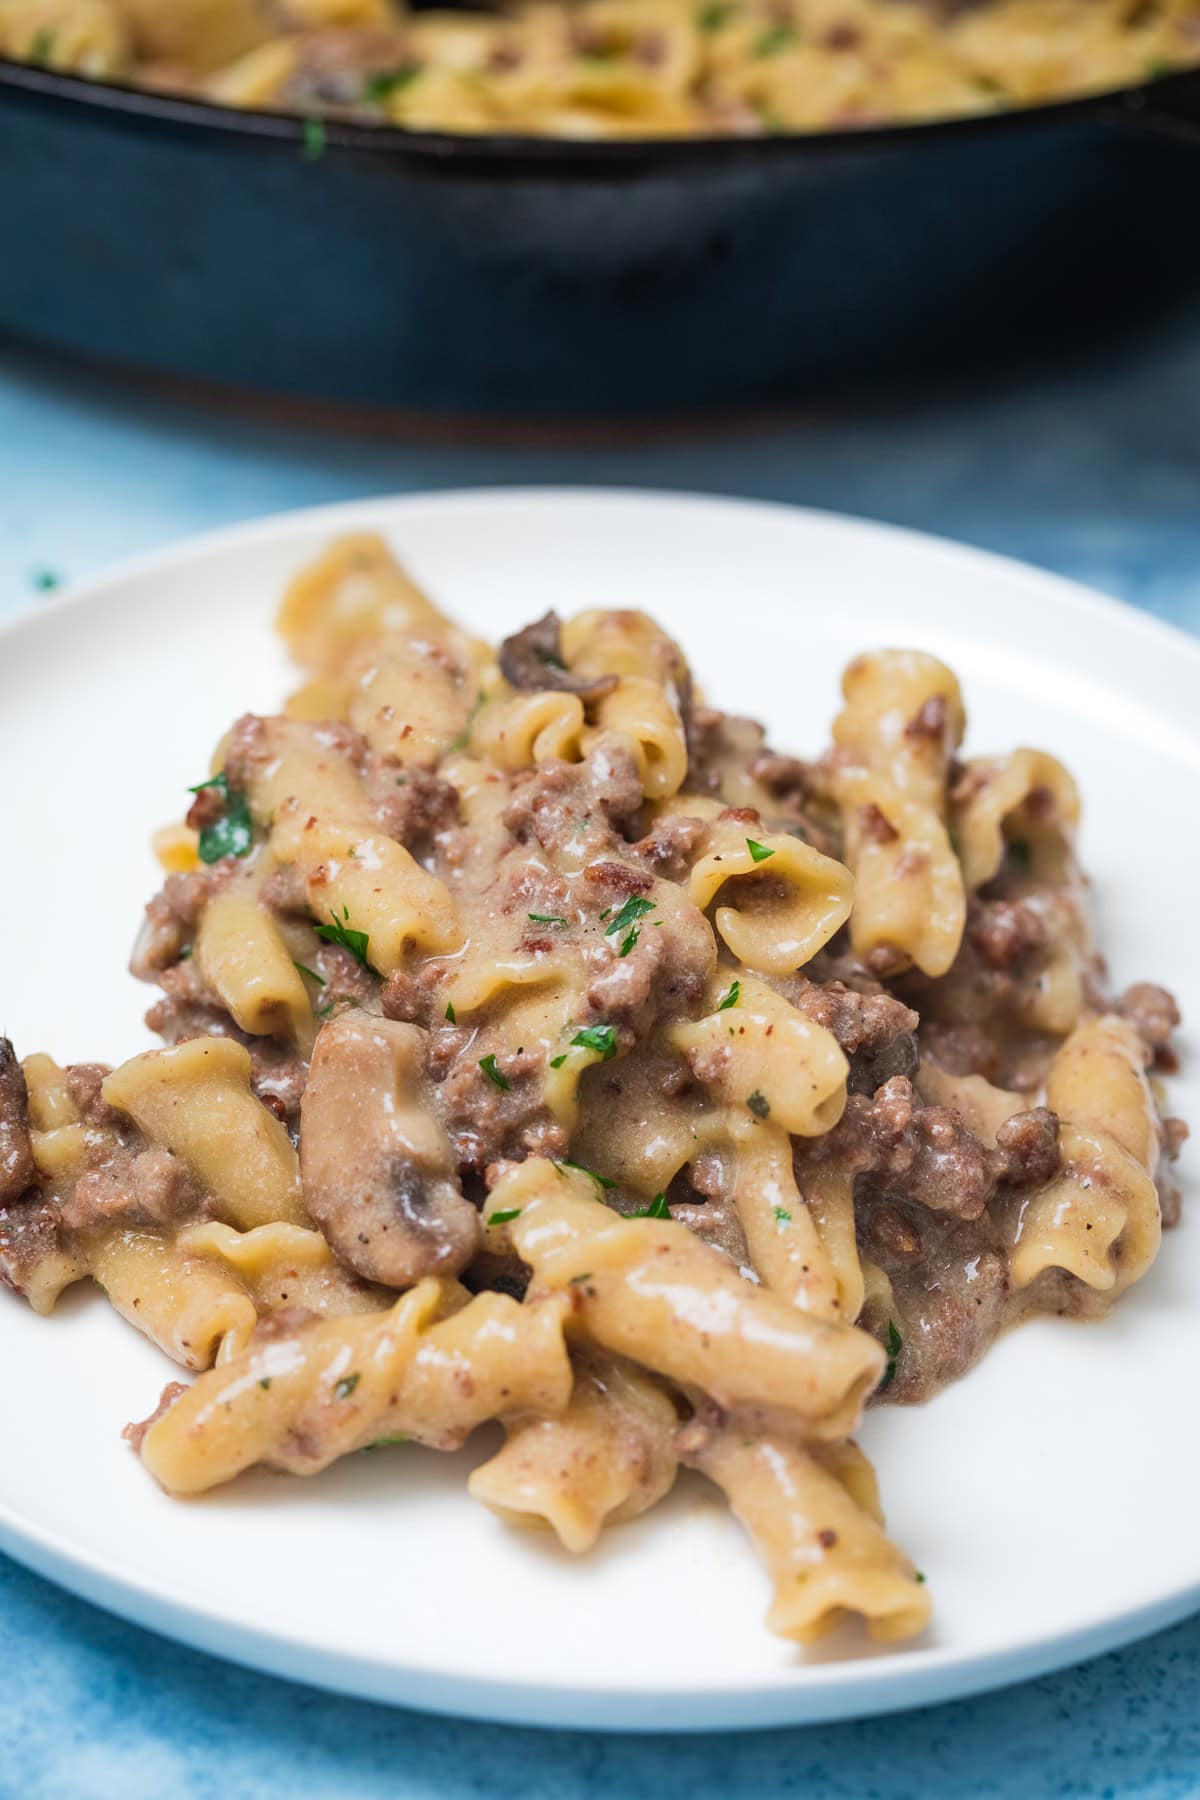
[293,962,325,986]
[716,979,741,1012]
[879,1319,903,1391]
[916,1571,927,1584]
[528,913,568,926]
[754,23,797,54]
[178,945,193,961]
[1008,837,1033,870]
[362,65,421,102]
[259,1377,272,1390]
[188,771,254,864]
[631,1192,671,1219]
[445,1001,457,1024]
[487,1207,522,1225]
[549,1053,567,1069]
[604,895,656,940]
[369,1433,410,1448]
[618,927,640,957]
[335,1372,360,1400]
[571,1024,617,1061]
[558,1160,616,1192]
[746,837,775,864]
[315,999,336,1020]
[449,688,486,752]
[747,1090,770,1119]
[568,1271,596,1285]
[302,116,327,160]
[697,1,735,27]
[314,906,373,972]
[28,27,55,63]
[773,1205,792,1227]
[479,1054,511,1091]
[30,566,60,591]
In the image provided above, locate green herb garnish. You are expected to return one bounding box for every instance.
[754,23,797,55]
[618,928,640,957]
[302,116,326,160]
[747,1090,770,1119]
[746,837,775,863]
[631,1192,671,1219]
[571,1024,617,1061]
[529,913,569,926]
[550,1053,567,1068]
[294,962,325,986]
[449,688,486,752]
[369,1433,410,1448]
[604,895,656,938]
[188,771,254,864]
[487,1207,522,1225]
[362,65,421,102]
[716,979,741,1012]
[915,1571,927,1584]
[568,1271,596,1285]
[879,1319,903,1391]
[259,1377,272,1390]
[773,1205,792,1227]
[335,1372,361,1400]
[445,1001,457,1024]
[30,566,60,591]
[314,906,373,972]
[28,28,55,63]
[315,1000,336,1020]
[697,1,735,28]
[558,1161,616,1192]
[479,1054,511,1091]
[1008,837,1033,870]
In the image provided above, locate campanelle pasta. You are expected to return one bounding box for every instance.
[0,532,1186,1652]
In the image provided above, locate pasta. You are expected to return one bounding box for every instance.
[0,531,1186,1654]
[3,0,1198,140]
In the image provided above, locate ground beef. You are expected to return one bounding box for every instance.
[629,814,709,881]
[0,1196,64,1297]
[919,1019,999,1080]
[364,759,459,846]
[432,1039,568,1175]
[879,1236,1012,1404]
[808,1076,1059,1222]
[502,743,644,852]
[791,980,919,1095]
[0,1038,35,1205]
[1118,982,1181,1063]
[65,1063,120,1127]
[129,864,236,980]
[968,898,1048,972]
[61,1146,203,1233]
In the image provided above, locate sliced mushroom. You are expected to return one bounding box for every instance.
[0,1038,35,1205]
[299,1013,480,1287]
[498,611,617,700]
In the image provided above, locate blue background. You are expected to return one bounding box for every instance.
[1,319,1198,1798]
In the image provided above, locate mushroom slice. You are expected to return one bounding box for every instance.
[498,611,617,700]
[0,1037,35,1205]
[300,1014,480,1287]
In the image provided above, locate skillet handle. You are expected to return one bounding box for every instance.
[1099,68,1200,145]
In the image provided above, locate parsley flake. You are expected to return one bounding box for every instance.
[362,65,421,102]
[335,1372,360,1400]
[302,115,326,160]
[746,837,775,864]
[487,1207,522,1225]
[773,1205,792,1227]
[571,1024,617,1061]
[28,27,55,63]
[449,688,485,752]
[747,1090,770,1119]
[716,979,741,1012]
[697,1,735,27]
[188,771,254,864]
[445,1001,457,1024]
[550,1053,567,1068]
[879,1319,903,1391]
[259,1377,272,1390]
[479,1054,511,1091]
[558,1161,616,1192]
[568,1271,596,1285]
[915,1571,927,1584]
[755,23,797,54]
[618,927,640,958]
[604,895,656,939]
[1008,838,1033,870]
[314,906,373,972]
[369,1433,410,1448]
[294,962,325,986]
[528,913,568,926]
[631,1192,671,1219]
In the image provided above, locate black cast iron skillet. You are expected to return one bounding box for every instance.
[1,51,1199,416]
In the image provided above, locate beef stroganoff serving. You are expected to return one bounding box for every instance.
[0,535,1185,1649]
[2,0,1199,139]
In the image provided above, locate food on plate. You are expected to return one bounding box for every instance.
[3,0,1198,138]
[0,533,1185,1647]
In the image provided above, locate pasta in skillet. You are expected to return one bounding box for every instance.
[0,533,1186,1652]
[3,0,1200,140]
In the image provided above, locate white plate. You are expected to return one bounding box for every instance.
[1,489,1196,1732]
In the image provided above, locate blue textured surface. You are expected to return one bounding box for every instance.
[1,323,1198,1797]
